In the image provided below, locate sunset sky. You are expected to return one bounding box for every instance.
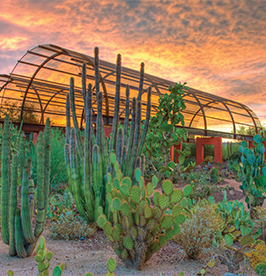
[0,0,265,124]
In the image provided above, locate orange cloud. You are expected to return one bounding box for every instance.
[0,0,265,124]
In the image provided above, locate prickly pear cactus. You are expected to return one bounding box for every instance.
[97,153,192,270]
[35,236,65,276]
[245,243,266,275]
[234,134,266,217]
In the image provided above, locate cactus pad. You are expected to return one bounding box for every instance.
[112,198,122,211]
[122,177,132,189]
[113,178,120,189]
[123,236,134,250]
[161,215,174,229]
[135,168,141,182]
[158,194,170,209]
[174,214,185,224]
[112,226,121,241]
[104,222,113,235]
[144,206,152,218]
[162,180,174,196]
[159,234,167,246]
[139,177,144,190]
[120,184,130,196]
[240,236,254,247]
[130,186,141,203]
[121,201,130,216]
[106,183,112,193]
[171,189,183,203]
[224,233,234,247]
[172,205,182,217]
[97,215,107,229]
[121,248,129,259]
[153,206,162,219]
[107,172,112,183]
[140,215,146,227]
[173,223,181,235]
[107,257,116,273]
[255,262,266,276]
[166,228,174,240]
[146,219,156,230]
[106,193,113,204]
[146,183,154,196]
[110,152,116,164]
[152,176,158,188]
[182,185,192,197]
[153,191,161,205]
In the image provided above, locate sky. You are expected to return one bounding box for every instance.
[0,0,266,124]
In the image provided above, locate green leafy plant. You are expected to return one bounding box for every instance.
[144,82,189,180]
[234,134,266,218]
[97,152,192,270]
[65,48,151,223]
[1,115,51,257]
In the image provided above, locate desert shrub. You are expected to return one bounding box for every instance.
[188,170,219,200]
[175,202,222,259]
[47,190,76,222]
[49,211,97,240]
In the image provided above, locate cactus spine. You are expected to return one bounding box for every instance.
[65,47,151,223]
[1,116,51,257]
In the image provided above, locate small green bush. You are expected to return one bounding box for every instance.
[49,211,97,240]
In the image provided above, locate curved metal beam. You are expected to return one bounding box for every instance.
[186,91,207,134]
[19,52,62,122]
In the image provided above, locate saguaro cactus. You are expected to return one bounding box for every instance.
[65,47,151,223]
[1,115,51,257]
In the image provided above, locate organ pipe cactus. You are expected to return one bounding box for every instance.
[1,115,51,257]
[97,152,192,270]
[65,47,151,223]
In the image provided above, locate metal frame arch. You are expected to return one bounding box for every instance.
[19,51,63,122]
[184,90,207,133]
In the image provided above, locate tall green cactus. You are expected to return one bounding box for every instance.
[65,47,151,223]
[97,152,192,270]
[1,115,51,257]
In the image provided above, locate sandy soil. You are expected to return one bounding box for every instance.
[0,179,259,276]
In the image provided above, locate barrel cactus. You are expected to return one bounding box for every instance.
[65,47,151,223]
[1,115,51,257]
[97,153,192,270]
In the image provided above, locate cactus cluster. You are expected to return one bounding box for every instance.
[35,236,65,276]
[65,47,151,223]
[245,243,266,275]
[234,134,266,217]
[97,153,192,270]
[210,167,218,183]
[1,116,51,257]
